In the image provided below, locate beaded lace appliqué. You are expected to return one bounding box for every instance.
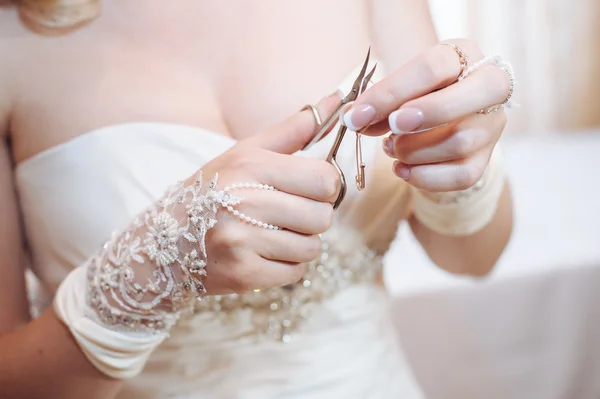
[87,173,237,334]
[85,172,382,340]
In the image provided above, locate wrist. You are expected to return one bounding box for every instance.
[53,172,222,380]
[409,147,506,236]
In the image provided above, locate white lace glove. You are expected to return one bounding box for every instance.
[53,92,343,379]
[54,174,240,378]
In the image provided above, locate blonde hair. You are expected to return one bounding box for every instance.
[15,0,100,31]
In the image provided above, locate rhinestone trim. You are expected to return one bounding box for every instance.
[193,228,382,342]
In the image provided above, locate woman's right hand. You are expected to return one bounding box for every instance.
[199,92,343,294]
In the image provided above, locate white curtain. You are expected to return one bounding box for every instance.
[428,0,600,135]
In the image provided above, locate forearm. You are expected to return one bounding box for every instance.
[0,172,208,399]
[409,180,513,276]
[368,0,439,70]
[0,130,120,397]
[368,0,514,275]
[0,309,122,399]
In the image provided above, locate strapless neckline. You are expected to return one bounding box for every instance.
[17,53,385,172]
[16,122,236,172]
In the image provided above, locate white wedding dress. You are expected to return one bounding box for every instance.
[15,66,424,398]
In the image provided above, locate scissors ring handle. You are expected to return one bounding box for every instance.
[330,158,347,210]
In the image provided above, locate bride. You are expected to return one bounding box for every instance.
[0,0,515,398]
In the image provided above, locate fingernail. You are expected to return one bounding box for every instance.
[342,104,376,131]
[321,90,344,103]
[383,136,394,157]
[389,108,424,134]
[393,161,410,180]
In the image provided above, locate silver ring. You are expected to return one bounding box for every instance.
[300,104,324,151]
[477,61,516,114]
[497,64,515,106]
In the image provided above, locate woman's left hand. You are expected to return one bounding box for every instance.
[342,39,513,192]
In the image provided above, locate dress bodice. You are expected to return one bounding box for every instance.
[16,119,377,291]
[14,65,423,398]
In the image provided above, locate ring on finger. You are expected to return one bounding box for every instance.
[485,62,515,112]
[441,43,470,82]
[457,54,516,114]
[300,104,323,128]
[300,104,324,151]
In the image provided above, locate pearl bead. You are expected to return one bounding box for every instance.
[219,182,280,230]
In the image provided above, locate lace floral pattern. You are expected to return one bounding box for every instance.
[83,172,383,340]
[86,173,238,334]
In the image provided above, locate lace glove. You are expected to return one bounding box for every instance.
[54,173,237,378]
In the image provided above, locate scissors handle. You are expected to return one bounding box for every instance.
[329,157,347,210]
[326,125,349,210]
[302,47,376,210]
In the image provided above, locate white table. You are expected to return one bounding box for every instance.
[384,131,600,399]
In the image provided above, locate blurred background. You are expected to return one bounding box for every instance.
[385,1,600,398]
[430,0,600,134]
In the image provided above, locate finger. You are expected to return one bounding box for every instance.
[232,188,334,235]
[232,153,341,203]
[393,147,492,192]
[384,112,505,165]
[245,91,342,154]
[387,65,511,134]
[255,228,322,264]
[205,250,307,294]
[203,221,312,293]
[251,257,308,291]
[341,40,483,132]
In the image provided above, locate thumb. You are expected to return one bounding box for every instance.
[245,91,343,154]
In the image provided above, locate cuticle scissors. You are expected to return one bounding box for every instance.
[302,47,377,210]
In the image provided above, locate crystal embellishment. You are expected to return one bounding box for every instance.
[193,228,382,341]
[87,173,237,334]
[84,172,382,341]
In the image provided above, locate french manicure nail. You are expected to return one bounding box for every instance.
[320,91,343,104]
[389,108,424,134]
[393,162,410,180]
[322,90,344,102]
[383,136,394,157]
[342,104,376,131]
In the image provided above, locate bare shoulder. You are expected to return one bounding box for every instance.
[0,3,24,136]
[0,3,26,52]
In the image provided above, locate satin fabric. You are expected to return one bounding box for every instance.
[16,66,424,398]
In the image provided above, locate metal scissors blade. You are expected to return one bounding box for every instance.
[303,47,374,149]
[325,50,377,209]
[325,58,375,165]
[299,47,376,210]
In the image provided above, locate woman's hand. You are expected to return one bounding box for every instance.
[199,93,342,294]
[342,39,512,192]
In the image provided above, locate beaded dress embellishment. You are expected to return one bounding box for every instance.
[194,228,382,342]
